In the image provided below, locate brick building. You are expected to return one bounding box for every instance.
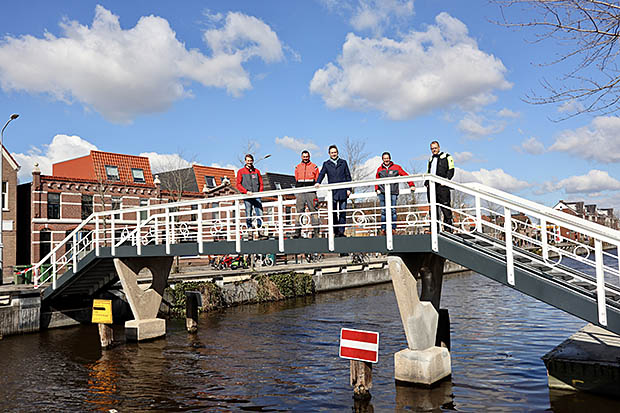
[16,151,236,267]
[1,145,19,278]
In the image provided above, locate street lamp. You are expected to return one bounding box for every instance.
[0,113,19,284]
[257,154,271,163]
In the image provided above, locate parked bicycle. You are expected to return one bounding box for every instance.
[254,254,275,267]
[350,252,369,265]
[304,253,324,263]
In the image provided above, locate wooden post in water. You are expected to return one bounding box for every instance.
[350,360,372,400]
[185,291,201,334]
[98,323,113,349]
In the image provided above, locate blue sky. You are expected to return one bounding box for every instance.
[1,1,619,210]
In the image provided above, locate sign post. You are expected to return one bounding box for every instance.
[92,299,113,349]
[340,328,379,401]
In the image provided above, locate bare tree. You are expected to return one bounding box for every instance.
[237,139,266,166]
[343,137,371,182]
[153,151,196,202]
[494,0,620,118]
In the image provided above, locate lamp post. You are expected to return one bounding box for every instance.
[0,113,19,284]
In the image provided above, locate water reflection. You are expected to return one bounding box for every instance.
[395,380,454,412]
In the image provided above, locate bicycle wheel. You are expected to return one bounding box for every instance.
[264,256,274,267]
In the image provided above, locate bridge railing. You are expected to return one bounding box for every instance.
[31,174,620,327]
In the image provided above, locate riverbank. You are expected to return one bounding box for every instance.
[0,257,469,337]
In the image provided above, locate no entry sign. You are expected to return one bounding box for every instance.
[339,328,379,363]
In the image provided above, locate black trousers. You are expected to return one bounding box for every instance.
[427,184,452,227]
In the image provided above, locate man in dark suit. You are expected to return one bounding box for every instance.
[315,145,352,237]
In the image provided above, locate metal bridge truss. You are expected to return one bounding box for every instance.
[32,174,620,333]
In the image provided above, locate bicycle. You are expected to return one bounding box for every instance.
[350,252,369,265]
[304,253,324,263]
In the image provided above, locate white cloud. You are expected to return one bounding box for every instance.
[517,137,545,155]
[452,151,475,164]
[275,136,320,152]
[457,114,504,138]
[558,99,585,114]
[455,167,530,192]
[549,116,620,163]
[139,152,195,174]
[541,170,620,194]
[498,108,520,118]
[0,6,284,123]
[13,134,98,182]
[350,0,414,35]
[208,162,239,172]
[310,13,511,120]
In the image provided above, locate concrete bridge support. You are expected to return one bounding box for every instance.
[389,255,451,386]
[113,257,173,341]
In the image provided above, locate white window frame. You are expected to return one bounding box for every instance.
[205,175,216,188]
[132,168,145,183]
[105,165,120,181]
[2,181,7,211]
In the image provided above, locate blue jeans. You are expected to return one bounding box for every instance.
[244,198,263,228]
[378,193,398,231]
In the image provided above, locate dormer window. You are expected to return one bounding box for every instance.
[132,168,145,183]
[205,176,216,188]
[105,165,120,181]
[274,182,282,190]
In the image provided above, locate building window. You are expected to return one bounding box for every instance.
[274,182,282,190]
[191,204,198,221]
[40,230,51,263]
[48,193,60,219]
[140,198,148,221]
[1,181,7,210]
[81,195,93,220]
[132,168,145,183]
[111,197,121,219]
[205,176,216,188]
[105,165,120,181]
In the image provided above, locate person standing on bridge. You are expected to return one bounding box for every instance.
[316,145,352,237]
[236,154,265,238]
[375,152,415,235]
[293,150,320,238]
[425,140,455,232]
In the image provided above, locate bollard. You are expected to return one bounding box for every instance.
[98,323,113,349]
[185,291,202,334]
[350,360,372,401]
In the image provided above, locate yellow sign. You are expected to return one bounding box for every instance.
[92,299,113,324]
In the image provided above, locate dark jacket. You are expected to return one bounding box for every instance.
[426,152,454,187]
[236,166,263,194]
[317,158,352,200]
[374,162,414,195]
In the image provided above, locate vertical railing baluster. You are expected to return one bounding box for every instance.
[385,184,393,251]
[136,214,142,256]
[154,216,160,245]
[165,207,171,255]
[198,204,204,254]
[226,209,232,241]
[595,239,608,326]
[429,178,438,252]
[235,200,241,253]
[72,233,78,273]
[95,217,100,257]
[504,207,515,286]
[277,195,284,252]
[540,218,548,262]
[52,252,57,290]
[111,214,116,256]
[475,196,482,233]
[327,190,334,251]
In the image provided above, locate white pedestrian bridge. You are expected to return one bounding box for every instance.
[31,173,620,335]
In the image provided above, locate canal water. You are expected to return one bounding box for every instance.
[2,271,620,412]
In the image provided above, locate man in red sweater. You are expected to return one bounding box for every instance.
[375,152,414,234]
[236,154,264,233]
[293,150,320,238]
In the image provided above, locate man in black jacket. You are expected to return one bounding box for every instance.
[316,145,352,237]
[426,140,455,231]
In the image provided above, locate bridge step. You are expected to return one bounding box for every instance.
[606,291,620,301]
[514,256,531,263]
[571,281,596,292]
[549,272,574,282]
[456,233,476,240]
[475,240,493,247]
[530,264,553,272]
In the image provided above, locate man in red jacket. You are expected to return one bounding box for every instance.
[293,150,320,238]
[236,154,264,233]
[375,152,414,235]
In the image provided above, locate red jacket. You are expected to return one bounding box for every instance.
[236,166,263,194]
[375,162,414,194]
[294,161,319,186]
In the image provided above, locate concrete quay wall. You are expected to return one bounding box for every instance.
[0,258,469,337]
